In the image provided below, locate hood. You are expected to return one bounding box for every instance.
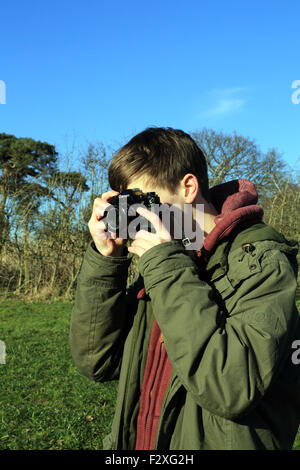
[202,179,264,254]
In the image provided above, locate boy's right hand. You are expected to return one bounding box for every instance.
[88,190,127,257]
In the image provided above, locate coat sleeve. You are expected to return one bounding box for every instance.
[69,242,134,382]
[138,240,300,420]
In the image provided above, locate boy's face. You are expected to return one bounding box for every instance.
[126,178,185,209]
[126,178,186,243]
[126,175,208,250]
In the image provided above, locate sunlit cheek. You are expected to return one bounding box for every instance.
[159,192,179,205]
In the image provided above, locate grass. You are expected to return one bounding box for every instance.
[0,298,299,450]
[0,299,118,450]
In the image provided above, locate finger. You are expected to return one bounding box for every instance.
[93,196,107,211]
[128,236,160,257]
[130,238,160,256]
[128,245,144,258]
[93,191,119,219]
[94,199,117,221]
[95,226,117,240]
[131,237,155,248]
[94,203,110,221]
[136,207,171,240]
[109,231,118,240]
[134,229,160,241]
[100,190,120,203]
[95,227,110,240]
[96,220,109,232]
[128,240,152,258]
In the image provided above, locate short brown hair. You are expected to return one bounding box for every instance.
[108,127,210,200]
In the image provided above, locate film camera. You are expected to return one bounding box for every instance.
[102,188,161,238]
[102,188,192,247]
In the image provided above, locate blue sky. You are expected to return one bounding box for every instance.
[1,0,300,171]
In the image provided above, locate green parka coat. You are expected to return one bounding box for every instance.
[69,222,300,450]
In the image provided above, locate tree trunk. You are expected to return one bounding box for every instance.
[22,215,31,293]
[49,249,61,290]
[64,253,80,298]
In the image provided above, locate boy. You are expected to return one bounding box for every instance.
[70,127,300,450]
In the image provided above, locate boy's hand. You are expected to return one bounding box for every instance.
[88,191,127,257]
[128,207,172,258]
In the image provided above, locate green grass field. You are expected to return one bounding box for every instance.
[0,299,118,450]
[0,298,299,450]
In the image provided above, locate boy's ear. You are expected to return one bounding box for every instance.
[180,174,199,203]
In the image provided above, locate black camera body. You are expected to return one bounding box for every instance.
[102,188,161,237]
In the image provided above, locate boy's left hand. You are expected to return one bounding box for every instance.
[127,206,172,258]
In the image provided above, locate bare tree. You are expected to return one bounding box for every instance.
[191,128,286,198]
